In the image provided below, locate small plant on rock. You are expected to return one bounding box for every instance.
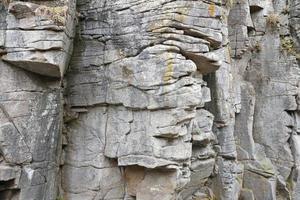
[2,0,10,8]
[252,41,262,52]
[56,197,64,200]
[225,0,235,8]
[266,13,280,29]
[282,5,289,15]
[35,5,68,26]
[280,36,300,60]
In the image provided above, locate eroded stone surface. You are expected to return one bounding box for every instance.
[0,0,300,199]
[1,0,76,77]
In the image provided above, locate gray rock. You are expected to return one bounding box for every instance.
[2,1,76,77]
[0,0,300,199]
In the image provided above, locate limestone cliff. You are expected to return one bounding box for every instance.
[0,0,299,199]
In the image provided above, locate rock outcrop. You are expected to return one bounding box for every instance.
[0,0,299,199]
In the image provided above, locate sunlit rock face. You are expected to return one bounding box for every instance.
[0,0,300,199]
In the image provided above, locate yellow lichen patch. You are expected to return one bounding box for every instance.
[178,7,189,16]
[174,7,188,23]
[148,20,169,32]
[226,46,232,64]
[221,8,228,23]
[225,0,235,8]
[175,13,185,23]
[35,5,68,26]
[208,3,216,17]
[163,54,174,82]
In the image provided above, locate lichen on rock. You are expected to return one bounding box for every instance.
[0,0,300,199]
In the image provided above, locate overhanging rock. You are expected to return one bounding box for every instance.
[1,1,76,78]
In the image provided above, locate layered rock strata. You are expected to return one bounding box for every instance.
[0,0,75,199]
[0,0,299,200]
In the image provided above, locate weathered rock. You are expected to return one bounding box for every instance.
[136,170,178,200]
[0,0,300,199]
[243,170,276,200]
[0,1,67,198]
[0,122,31,164]
[1,1,76,77]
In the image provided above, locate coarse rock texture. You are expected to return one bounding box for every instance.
[0,0,299,200]
[2,0,76,77]
[0,0,74,199]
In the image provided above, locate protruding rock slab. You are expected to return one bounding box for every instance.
[1,1,76,77]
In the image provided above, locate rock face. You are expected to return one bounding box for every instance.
[2,0,76,77]
[0,0,299,199]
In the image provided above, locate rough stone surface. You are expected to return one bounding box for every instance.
[2,0,76,77]
[0,0,300,199]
